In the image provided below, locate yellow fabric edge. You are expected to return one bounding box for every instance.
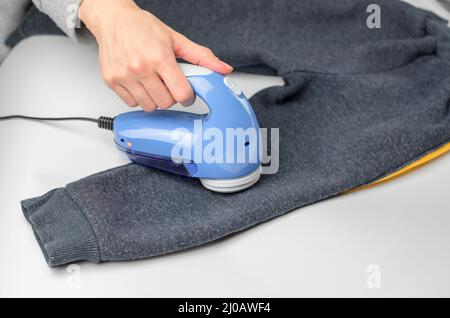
[350,142,450,192]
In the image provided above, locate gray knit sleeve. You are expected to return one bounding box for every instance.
[0,0,29,63]
[31,0,94,44]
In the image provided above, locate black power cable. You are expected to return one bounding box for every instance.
[0,115,115,131]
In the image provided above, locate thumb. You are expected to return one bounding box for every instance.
[172,31,233,75]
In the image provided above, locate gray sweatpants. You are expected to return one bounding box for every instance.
[10,0,450,266]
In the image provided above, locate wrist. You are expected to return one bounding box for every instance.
[79,0,138,38]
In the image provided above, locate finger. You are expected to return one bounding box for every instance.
[140,75,176,109]
[113,84,138,107]
[157,56,195,105]
[122,81,157,112]
[172,31,233,75]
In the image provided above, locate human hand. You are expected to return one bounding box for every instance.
[79,0,233,111]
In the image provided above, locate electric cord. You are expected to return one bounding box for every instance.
[0,115,115,131]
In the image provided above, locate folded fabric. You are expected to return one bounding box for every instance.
[439,0,450,12]
[16,0,450,266]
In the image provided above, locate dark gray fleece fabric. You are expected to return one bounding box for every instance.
[14,0,450,266]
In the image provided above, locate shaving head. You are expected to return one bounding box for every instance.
[200,165,262,193]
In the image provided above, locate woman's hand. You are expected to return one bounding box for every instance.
[79,0,233,111]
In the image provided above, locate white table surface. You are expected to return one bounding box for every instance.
[1,1,449,297]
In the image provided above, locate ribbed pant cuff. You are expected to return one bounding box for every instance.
[21,188,100,267]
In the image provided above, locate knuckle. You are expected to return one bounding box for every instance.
[149,50,166,66]
[103,69,128,85]
[102,72,117,86]
[127,58,146,74]
[200,46,214,56]
[117,69,132,82]
[120,95,137,107]
[126,100,138,107]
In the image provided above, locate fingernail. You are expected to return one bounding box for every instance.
[215,56,231,66]
[221,60,233,71]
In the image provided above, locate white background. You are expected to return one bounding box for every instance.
[0,0,449,297]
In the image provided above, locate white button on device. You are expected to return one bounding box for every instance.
[224,76,242,96]
[179,63,213,76]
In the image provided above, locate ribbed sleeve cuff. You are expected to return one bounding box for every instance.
[33,0,95,45]
[21,188,100,267]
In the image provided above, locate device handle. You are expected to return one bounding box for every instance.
[178,63,245,123]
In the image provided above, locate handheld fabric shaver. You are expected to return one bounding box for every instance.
[113,63,262,193]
